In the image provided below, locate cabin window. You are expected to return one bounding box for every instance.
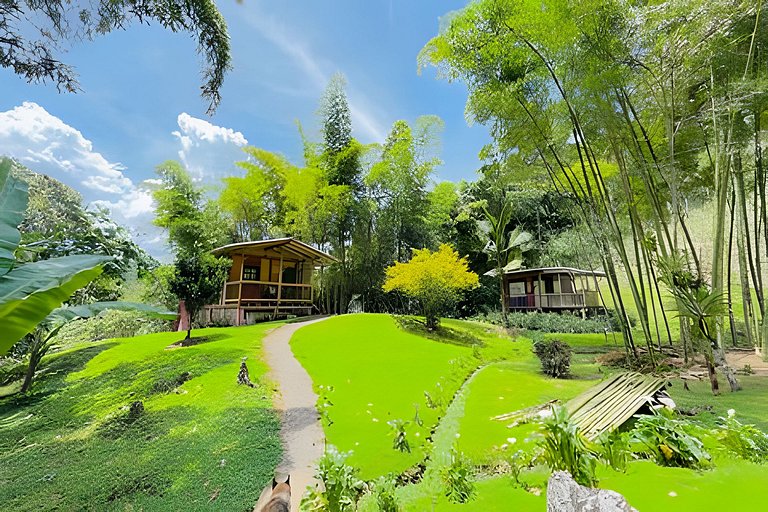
[243,266,260,281]
[543,276,555,294]
[509,282,525,296]
[560,275,575,294]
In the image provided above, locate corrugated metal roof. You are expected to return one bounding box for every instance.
[565,372,669,440]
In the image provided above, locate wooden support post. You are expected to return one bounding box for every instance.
[236,251,245,326]
[274,252,284,318]
[537,273,543,310]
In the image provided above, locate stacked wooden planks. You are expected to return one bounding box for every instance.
[565,372,670,440]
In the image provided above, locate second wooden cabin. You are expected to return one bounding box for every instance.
[502,267,606,313]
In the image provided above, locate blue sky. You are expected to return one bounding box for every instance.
[0,0,489,257]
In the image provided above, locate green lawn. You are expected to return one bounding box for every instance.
[669,374,768,431]
[0,323,283,511]
[600,459,768,509]
[290,314,477,478]
[457,361,597,463]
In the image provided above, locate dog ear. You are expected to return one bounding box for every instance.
[272,477,278,489]
[285,474,290,486]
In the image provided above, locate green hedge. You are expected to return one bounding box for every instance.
[472,310,623,333]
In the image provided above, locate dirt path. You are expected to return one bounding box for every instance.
[261,318,328,511]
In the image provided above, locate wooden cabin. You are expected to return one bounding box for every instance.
[203,238,336,325]
[502,267,606,313]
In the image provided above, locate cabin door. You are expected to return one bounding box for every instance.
[526,279,535,307]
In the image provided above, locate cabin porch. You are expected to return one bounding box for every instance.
[503,267,606,313]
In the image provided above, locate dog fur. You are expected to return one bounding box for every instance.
[253,475,291,512]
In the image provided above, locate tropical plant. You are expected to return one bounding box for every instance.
[370,475,399,512]
[658,253,738,394]
[301,445,365,512]
[440,447,476,504]
[0,158,112,355]
[628,410,711,469]
[596,429,631,472]
[387,419,411,453]
[382,244,479,329]
[19,302,175,392]
[539,406,598,487]
[482,201,532,326]
[716,409,768,463]
[532,338,572,378]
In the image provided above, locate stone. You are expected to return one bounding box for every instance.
[547,471,637,512]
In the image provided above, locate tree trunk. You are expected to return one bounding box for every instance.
[498,263,509,327]
[20,354,38,393]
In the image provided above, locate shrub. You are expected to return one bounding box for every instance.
[716,409,768,463]
[387,419,411,453]
[301,446,365,511]
[52,309,171,348]
[532,339,571,378]
[371,475,399,512]
[383,245,479,330]
[539,406,597,487]
[629,410,711,469]
[472,310,625,333]
[596,429,630,472]
[440,448,475,504]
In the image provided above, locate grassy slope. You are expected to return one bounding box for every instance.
[458,361,596,463]
[286,313,768,510]
[0,324,283,511]
[290,314,475,478]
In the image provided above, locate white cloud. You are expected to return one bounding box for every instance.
[0,102,163,257]
[244,10,387,142]
[172,112,249,182]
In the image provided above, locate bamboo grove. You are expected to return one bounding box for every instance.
[420,0,768,392]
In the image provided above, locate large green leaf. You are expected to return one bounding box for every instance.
[0,158,29,276]
[48,301,177,323]
[0,255,110,354]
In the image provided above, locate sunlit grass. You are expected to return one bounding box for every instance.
[0,323,283,511]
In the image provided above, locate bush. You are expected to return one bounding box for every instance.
[371,475,399,512]
[387,419,411,453]
[629,410,710,469]
[472,310,625,333]
[440,448,475,504]
[596,429,630,472]
[52,309,171,348]
[301,446,365,511]
[532,338,571,378]
[716,409,768,463]
[539,406,597,487]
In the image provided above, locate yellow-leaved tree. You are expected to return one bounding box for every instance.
[383,244,479,329]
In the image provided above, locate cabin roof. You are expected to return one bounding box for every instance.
[502,267,606,278]
[211,238,337,264]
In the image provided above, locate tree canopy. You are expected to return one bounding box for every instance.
[1,0,231,113]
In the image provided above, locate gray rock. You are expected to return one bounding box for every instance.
[547,471,637,512]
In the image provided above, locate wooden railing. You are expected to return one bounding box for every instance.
[223,280,312,304]
[507,291,601,309]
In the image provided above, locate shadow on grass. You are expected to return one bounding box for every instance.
[166,332,230,348]
[0,343,117,409]
[394,316,485,348]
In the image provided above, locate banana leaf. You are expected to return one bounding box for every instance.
[47,301,177,324]
[0,158,28,276]
[0,255,110,354]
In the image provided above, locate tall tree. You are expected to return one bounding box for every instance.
[367,117,443,262]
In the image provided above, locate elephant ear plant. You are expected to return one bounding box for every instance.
[0,157,114,356]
